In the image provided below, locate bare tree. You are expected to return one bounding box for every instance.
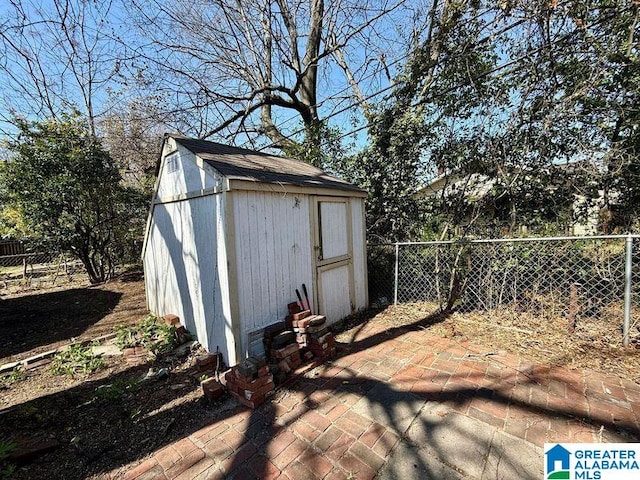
[0,0,128,135]
[124,0,413,149]
[100,95,165,194]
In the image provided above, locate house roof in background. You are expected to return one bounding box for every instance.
[169,134,365,193]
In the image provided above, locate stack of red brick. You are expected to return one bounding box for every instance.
[285,305,336,360]
[270,342,301,373]
[225,356,274,408]
[308,329,336,360]
[123,313,191,364]
[196,350,227,402]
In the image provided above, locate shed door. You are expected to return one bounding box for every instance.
[313,197,355,323]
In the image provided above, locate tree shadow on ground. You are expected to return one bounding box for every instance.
[3,306,638,479]
[336,306,451,353]
[0,288,123,362]
[1,357,243,479]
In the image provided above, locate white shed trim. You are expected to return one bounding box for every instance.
[153,185,227,205]
[223,190,243,362]
[228,179,367,198]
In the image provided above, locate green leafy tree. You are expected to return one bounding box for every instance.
[332,110,428,242]
[0,114,146,283]
[333,0,498,242]
[356,0,639,239]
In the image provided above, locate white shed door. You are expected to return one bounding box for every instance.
[318,263,352,324]
[314,197,355,324]
[319,201,349,260]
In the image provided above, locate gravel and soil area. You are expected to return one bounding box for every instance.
[1,277,639,479]
[0,271,147,365]
[0,274,241,480]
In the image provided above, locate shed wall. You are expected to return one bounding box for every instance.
[231,190,313,357]
[156,144,222,199]
[143,194,237,364]
[350,197,368,310]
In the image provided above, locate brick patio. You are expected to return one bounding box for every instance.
[118,318,640,479]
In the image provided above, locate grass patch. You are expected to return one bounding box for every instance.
[0,366,25,389]
[50,344,105,377]
[115,314,178,356]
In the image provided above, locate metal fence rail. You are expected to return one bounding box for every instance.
[0,252,83,293]
[367,235,640,346]
[0,252,54,269]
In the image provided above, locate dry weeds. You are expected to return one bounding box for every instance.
[354,302,640,384]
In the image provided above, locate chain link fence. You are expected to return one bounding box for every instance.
[367,243,395,307]
[367,235,640,346]
[0,252,84,293]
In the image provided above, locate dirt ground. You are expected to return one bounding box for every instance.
[0,274,240,480]
[1,280,640,479]
[0,345,240,480]
[0,271,148,365]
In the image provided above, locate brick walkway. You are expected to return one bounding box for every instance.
[119,319,640,480]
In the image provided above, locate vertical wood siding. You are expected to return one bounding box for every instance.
[350,197,368,309]
[143,194,236,364]
[156,146,221,198]
[232,191,313,356]
[318,264,353,322]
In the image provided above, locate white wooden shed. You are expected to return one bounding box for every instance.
[142,135,368,366]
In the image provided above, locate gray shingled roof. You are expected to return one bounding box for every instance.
[170,135,365,193]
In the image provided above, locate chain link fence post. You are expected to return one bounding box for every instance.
[394,243,399,305]
[623,234,633,347]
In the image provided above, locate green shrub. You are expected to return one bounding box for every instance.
[0,366,25,389]
[50,344,105,377]
[115,315,177,356]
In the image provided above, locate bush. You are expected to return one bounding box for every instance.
[115,315,177,356]
[50,344,105,377]
[0,366,25,389]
